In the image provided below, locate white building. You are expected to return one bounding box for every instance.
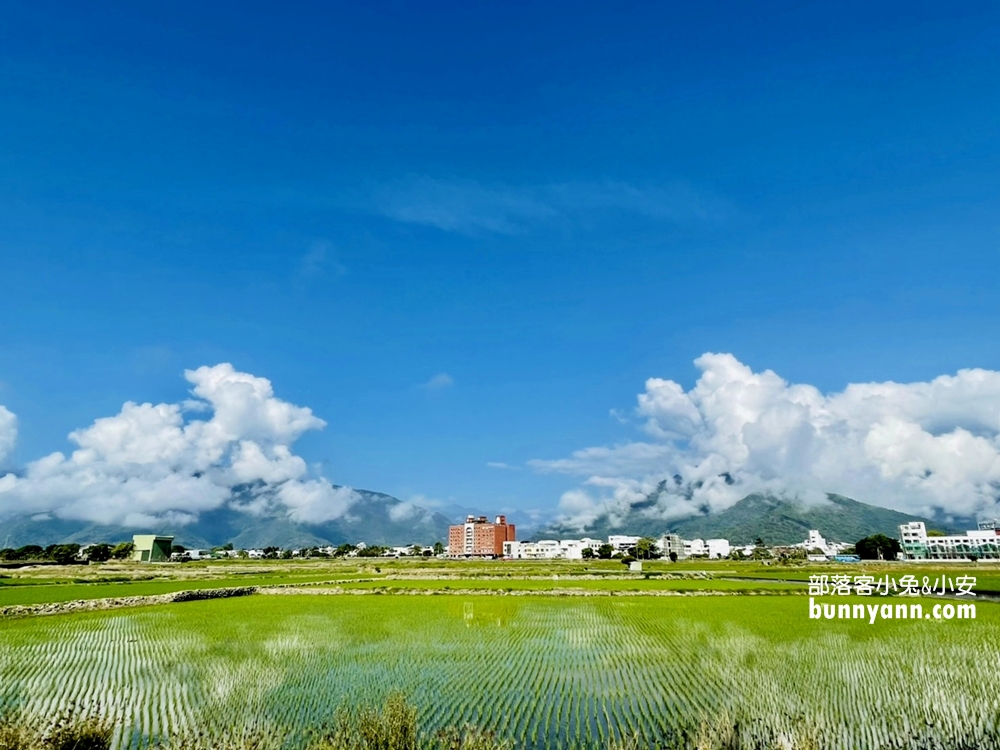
[792,529,850,558]
[705,539,731,559]
[684,538,707,557]
[503,540,562,559]
[608,535,641,554]
[806,529,826,551]
[558,540,589,560]
[899,521,1000,560]
[504,537,614,560]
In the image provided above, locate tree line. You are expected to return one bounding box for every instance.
[0,542,134,564]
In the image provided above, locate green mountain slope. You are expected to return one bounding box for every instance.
[669,493,947,545]
[0,488,453,549]
[540,492,952,545]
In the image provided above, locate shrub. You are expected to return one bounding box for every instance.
[311,692,417,750]
[44,707,113,750]
[432,726,510,750]
[0,711,34,750]
[0,707,113,750]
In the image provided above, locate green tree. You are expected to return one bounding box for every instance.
[751,538,771,560]
[110,542,134,560]
[597,544,614,559]
[85,543,113,563]
[48,544,81,565]
[635,537,660,560]
[668,551,678,563]
[432,541,445,556]
[581,547,594,559]
[855,534,902,561]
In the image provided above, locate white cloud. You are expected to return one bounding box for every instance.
[278,481,361,525]
[534,353,1000,530]
[371,176,730,236]
[0,405,16,465]
[486,461,511,469]
[529,443,674,478]
[387,500,436,523]
[0,364,361,527]
[421,372,454,391]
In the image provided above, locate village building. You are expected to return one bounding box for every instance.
[131,535,173,563]
[448,515,516,558]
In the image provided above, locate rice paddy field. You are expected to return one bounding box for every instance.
[2,566,1000,750]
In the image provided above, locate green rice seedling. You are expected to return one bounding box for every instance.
[431,726,511,750]
[154,726,286,750]
[3,596,1000,749]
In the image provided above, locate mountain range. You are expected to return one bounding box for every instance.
[0,482,967,550]
[0,488,454,549]
[537,491,962,546]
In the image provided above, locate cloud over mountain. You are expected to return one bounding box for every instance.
[0,364,360,527]
[531,353,1000,531]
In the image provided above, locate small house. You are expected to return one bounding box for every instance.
[131,535,174,563]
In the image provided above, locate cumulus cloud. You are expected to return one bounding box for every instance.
[0,364,361,527]
[532,353,1000,530]
[386,499,441,524]
[0,405,16,465]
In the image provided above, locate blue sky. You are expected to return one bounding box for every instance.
[2,1,999,527]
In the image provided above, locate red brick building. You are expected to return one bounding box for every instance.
[448,515,516,557]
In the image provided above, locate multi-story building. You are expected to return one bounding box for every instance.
[449,515,516,558]
[658,533,685,559]
[684,538,706,557]
[580,538,604,553]
[898,521,1000,560]
[504,537,618,560]
[608,535,641,554]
